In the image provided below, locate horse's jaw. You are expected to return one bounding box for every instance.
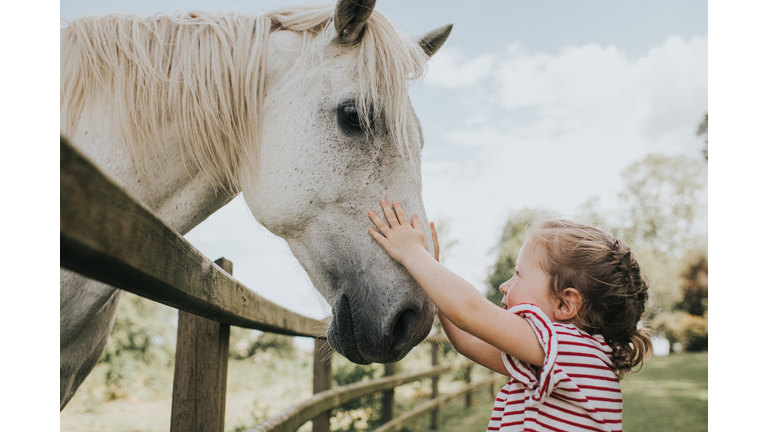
[281,227,436,364]
[324,264,437,364]
[328,296,437,364]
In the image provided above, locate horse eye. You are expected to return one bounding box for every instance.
[340,103,360,127]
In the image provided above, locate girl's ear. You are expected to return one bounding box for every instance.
[554,288,583,322]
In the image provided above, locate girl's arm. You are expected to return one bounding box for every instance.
[427,224,508,374]
[369,200,545,367]
[438,311,508,375]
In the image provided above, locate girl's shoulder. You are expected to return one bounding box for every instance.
[553,322,613,357]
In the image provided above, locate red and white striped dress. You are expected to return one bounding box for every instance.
[487,304,622,432]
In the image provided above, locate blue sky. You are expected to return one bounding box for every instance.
[58,0,708,324]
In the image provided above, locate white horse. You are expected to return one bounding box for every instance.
[60,0,451,409]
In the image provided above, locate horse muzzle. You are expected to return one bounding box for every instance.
[327,288,435,364]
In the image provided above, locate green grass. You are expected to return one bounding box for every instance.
[61,349,707,432]
[60,351,317,432]
[433,352,708,432]
[621,352,708,431]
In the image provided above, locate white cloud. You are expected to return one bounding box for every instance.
[419,35,708,290]
[186,35,709,309]
[427,35,707,147]
[423,47,495,88]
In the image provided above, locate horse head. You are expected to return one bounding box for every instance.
[243,0,452,363]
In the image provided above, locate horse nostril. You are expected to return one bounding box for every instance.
[390,309,417,352]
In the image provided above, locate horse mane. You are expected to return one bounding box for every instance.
[60,5,428,192]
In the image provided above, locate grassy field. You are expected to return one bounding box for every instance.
[60,349,707,432]
[430,352,708,432]
[60,350,318,432]
[60,341,466,432]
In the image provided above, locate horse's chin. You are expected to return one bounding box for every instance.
[328,323,421,365]
[325,293,435,364]
[327,324,370,365]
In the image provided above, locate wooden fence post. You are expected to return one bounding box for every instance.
[170,257,233,432]
[430,342,440,430]
[313,339,333,432]
[465,363,473,407]
[382,363,397,423]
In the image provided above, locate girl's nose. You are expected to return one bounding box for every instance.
[499,279,510,294]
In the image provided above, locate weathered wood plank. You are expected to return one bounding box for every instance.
[381,363,397,423]
[60,137,326,338]
[424,333,450,345]
[170,257,233,432]
[371,374,507,432]
[430,343,440,430]
[312,339,333,432]
[465,363,473,407]
[246,360,473,432]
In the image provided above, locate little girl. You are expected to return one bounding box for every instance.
[368,200,651,432]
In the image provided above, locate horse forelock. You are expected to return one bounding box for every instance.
[60,5,427,192]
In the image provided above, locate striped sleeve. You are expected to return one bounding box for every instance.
[501,303,559,405]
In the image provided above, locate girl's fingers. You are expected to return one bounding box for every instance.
[368,211,389,233]
[368,227,387,245]
[380,199,399,226]
[412,214,425,236]
[430,222,440,262]
[393,202,408,225]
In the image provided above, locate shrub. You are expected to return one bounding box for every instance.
[330,360,385,432]
[229,329,296,360]
[652,311,707,352]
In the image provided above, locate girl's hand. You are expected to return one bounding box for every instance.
[430,221,440,263]
[368,199,430,265]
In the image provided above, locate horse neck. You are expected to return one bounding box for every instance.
[67,91,236,235]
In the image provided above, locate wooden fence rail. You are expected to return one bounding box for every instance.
[61,137,325,338]
[247,359,473,432]
[60,136,506,432]
[371,374,504,432]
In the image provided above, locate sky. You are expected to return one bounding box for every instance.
[58,0,708,326]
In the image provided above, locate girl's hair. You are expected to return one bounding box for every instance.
[528,219,652,377]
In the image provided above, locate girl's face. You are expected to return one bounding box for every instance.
[499,239,559,322]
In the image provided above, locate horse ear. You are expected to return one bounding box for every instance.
[413,24,453,58]
[335,0,377,44]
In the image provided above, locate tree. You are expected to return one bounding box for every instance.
[229,329,296,360]
[617,154,707,261]
[677,251,708,316]
[697,113,708,161]
[485,154,707,348]
[100,292,178,399]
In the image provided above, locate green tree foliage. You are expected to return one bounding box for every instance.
[229,328,297,360]
[330,360,384,431]
[101,292,298,400]
[697,113,708,160]
[100,291,177,399]
[652,311,708,352]
[677,251,708,317]
[618,154,707,260]
[649,250,708,352]
[489,153,708,351]
[485,208,550,305]
[614,154,707,317]
[574,154,707,314]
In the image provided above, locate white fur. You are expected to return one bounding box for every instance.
[60,2,450,409]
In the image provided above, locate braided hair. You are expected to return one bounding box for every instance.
[528,220,652,377]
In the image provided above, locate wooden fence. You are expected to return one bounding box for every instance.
[60,136,507,432]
